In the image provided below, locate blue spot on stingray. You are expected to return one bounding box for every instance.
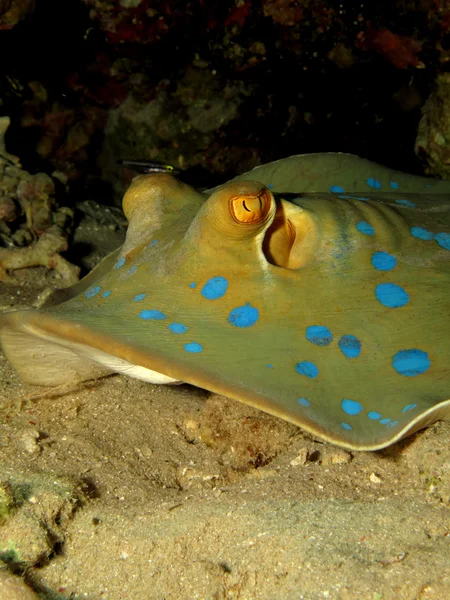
[133,293,147,302]
[396,199,416,208]
[297,398,310,407]
[139,310,167,320]
[375,283,409,308]
[386,420,399,428]
[228,303,259,328]
[85,286,101,299]
[149,239,158,247]
[201,276,229,300]
[295,361,318,378]
[168,323,188,334]
[341,399,364,416]
[425,183,431,188]
[184,342,203,353]
[392,349,430,376]
[356,221,374,236]
[267,183,274,189]
[189,282,197,289]
[267,363,274,369]
[409,228,450,250]
[411,226,433,241]
[305,325,333,346]
[435,232,450,250]
[402,403,417,413]
[102,290,111,298]
[341,423,352,431]
[368,411,382,420]
[371,251,397,271]
[128,266,137,275]
[379,418,391,425]
[367,177,382,189]
[338,195,369,201]
[390,181,399,189]
[330,185,344,193]
[114,257,126,270]
[338,335,362,359]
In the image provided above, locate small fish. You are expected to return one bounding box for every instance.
[118,159,218,189]
[117,159,180,175]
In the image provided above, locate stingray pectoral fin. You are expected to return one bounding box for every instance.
[1,310,447,451]
[402,401,450,432]
[0,315,111,386]
[42,247,122,308]
[222,153,450,194]
[0,311,181,387]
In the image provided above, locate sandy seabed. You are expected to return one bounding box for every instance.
[0,276,449,600]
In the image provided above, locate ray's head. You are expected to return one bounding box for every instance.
[177,178,318,270]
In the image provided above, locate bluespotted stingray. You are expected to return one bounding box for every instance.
[1,153,449,451]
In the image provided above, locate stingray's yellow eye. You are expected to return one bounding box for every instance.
[230,189,272,224]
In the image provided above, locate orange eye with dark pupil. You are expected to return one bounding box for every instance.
[230,190,271,224]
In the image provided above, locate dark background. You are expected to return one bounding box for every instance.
[0,0,448,203]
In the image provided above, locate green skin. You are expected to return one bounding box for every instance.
[1,153,449,450]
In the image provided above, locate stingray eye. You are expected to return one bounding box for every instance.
[230,189,272,224]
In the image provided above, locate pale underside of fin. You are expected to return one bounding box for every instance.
[0,319,180,386]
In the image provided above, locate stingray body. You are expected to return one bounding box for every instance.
[1,153,449,450]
